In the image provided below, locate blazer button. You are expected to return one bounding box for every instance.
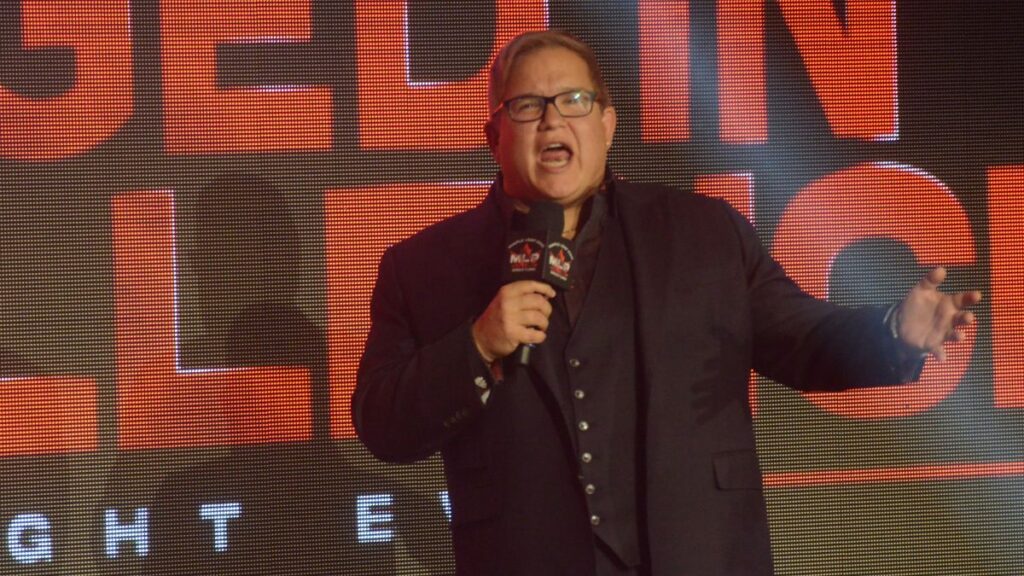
[573,389,585,400]
[581,452,593,464]
[577,421,589,432]
[568,358,582,368]
[584,483,596,495]
[590,515,601,526]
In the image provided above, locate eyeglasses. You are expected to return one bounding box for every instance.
[497,90,599,122]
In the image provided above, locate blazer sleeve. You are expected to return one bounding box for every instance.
[352,247,495,463]
[720,202,912,391]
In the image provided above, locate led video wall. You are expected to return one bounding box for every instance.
[1,0,1022,574]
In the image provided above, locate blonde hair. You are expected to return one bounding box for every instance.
[488,30,611,113]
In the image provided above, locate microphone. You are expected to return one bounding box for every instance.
[504,201,576,365]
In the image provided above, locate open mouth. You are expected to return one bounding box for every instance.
[539,142,572,169]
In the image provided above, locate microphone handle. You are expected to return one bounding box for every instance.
[515,343,534,366]
[516,279,557,367]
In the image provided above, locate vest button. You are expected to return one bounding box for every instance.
[584,483,596,495]
[577,420,589,432]
[568,358,582,368]
[590,514,601,526]
[573,389,585,400]
[581,452,593,464]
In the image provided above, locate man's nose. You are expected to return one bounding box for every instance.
[538,99,566,128]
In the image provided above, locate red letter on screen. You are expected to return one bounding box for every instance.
[355,0,548,150]
[990,165,1024,409]
[162,0,331,154]
[0,0,131,161]
[717,0,766,144]
[0,377,96,456]
[639,0,690,143]
[696,172,754,223]
[113,192,310,449]
[773,163,975,418]
[776,0,897,141]
[326,183,489,439]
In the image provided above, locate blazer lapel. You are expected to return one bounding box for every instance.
[613,181,674,379]
[447,190,507,322]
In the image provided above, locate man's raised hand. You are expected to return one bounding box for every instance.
[896,267,982,362]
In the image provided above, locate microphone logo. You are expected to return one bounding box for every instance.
[508,238,545,274]
[547,242,574,284]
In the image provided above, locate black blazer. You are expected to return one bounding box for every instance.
[354,179,904,575]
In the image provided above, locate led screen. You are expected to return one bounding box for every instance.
[1,1,1022,574]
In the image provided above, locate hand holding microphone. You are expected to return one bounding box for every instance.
[471,201,575,367]
[472,280,556,364]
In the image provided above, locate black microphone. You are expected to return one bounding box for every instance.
[504,201,576,366]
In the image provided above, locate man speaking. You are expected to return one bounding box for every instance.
[353,31,981,575]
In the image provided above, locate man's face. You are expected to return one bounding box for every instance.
[488,47,616,208]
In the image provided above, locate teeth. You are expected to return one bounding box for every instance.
[540,142,570,168]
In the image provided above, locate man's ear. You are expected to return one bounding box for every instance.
[485,119,499,156]
[601,105,617,149]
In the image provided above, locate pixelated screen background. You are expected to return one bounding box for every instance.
[1,1,1022,574]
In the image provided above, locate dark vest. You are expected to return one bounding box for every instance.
[532,204,642,568]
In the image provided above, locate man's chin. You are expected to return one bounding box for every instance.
[527,181,589,205]
[506,178,589,206]
[529,191,580,207]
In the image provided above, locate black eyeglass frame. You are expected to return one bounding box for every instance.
[494,89,601,123]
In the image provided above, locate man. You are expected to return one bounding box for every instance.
[353,31,980,575]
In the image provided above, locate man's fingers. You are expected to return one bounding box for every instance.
[521,293,554,317]
[537,296,553,318]
[952,290,983,309]
[522,281,556,299]
[502,280,555,299]
[517,325,547,345]
[898,269,982,365]
[952,310,975,327]
[521,310,550,333]
[500,312,548,339]
[917,266,946,291]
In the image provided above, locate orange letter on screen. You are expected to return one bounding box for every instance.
[639,0,690,143]
[0,377,96,456]
[162,0,331,154]
[990,166,1024,409]
[325,183,489,439]
[776,0,897,141]
[113,192,310,449]
[0,0,131,161]
[355,0,548,150]
[773,163,976,418]
[718,0,766,144]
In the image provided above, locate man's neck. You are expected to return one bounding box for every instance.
[496,172,608,239]
[561,202,584,240]
[511,196,588,240]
